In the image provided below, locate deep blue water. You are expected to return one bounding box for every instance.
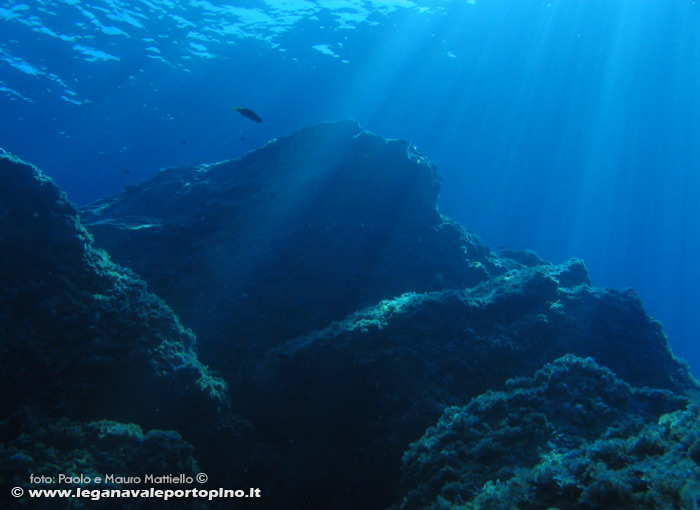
[2,0,699,377]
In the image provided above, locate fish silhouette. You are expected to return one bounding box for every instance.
[234,106,263,123]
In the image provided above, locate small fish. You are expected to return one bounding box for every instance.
[234,106,263,123]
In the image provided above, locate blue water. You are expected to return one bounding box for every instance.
[2,0,699,377]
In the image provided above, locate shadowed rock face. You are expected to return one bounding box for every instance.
[0,410,207,510]
[4,121,699,510]
[81,120,501,367]
[76,121,700,509]
[233,261,697,509]
[395,355,700,510]
[0,149,239,501]
[0,149,229,431]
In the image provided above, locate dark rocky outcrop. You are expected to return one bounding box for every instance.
[395,355,700,510]
[234,261,696,508]
[0,409,204,509]
[0,149,241,507]
[3,121,699,510]
[80,120,501,365]
[0,148,229,432]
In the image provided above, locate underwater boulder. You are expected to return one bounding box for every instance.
[394,355,700,510]
[80,120,501,369]
[233,260,698,509]
[0,409,205,510]
[0,147,234,441]
[74,123,700,509]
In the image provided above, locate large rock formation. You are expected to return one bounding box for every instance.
[3,121,698,509]
[81,120,500,365]
[0,410,206,510]
[0,149,229,431]
[76,121,699,509]
[0,149,239,507]
[395,355,700,510]
[233,261,697,508]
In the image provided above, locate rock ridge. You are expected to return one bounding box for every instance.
[3,121,699,509]
[81,120,502,367]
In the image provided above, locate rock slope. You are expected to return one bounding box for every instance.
[77,121,698,507]
[395,355,700,510]
[3,121,698,509]
[0,149,238,508]
[81,120,500,365]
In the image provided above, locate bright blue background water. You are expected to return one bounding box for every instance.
[2,0,699,376]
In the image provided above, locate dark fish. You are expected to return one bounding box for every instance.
[234,106,263,123]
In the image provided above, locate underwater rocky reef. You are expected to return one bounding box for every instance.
[0,149,241,509]
[2,122,699,509]
[395,355,700,510]
[80,121,498,365]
